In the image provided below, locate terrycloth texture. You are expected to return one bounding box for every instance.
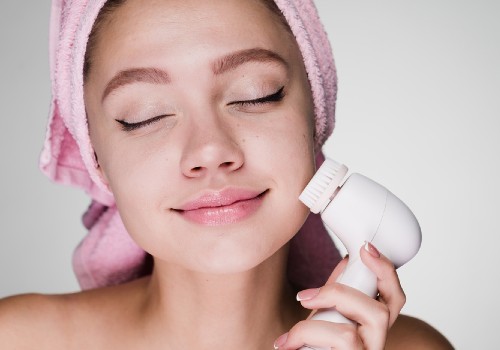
[41,0,341,290]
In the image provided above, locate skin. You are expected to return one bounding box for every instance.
[0,0,454,349]
[87,0,316,278]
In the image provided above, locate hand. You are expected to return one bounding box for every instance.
[274,242,406,350]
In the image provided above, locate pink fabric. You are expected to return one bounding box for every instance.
[41,0,341,290]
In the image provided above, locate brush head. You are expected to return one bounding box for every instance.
[299,158,349,214]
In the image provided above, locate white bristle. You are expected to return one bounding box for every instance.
[299,159,348,214]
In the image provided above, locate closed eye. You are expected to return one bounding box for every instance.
[115,114,174,132]
[228,86,285,106]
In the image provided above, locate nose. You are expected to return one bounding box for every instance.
[180,117,244,179]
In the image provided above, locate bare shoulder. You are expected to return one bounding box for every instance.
[386,314,454,349]
[0,293,73,349]
[0,280,146,349]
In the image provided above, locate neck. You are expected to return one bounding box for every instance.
[140,245,306,349]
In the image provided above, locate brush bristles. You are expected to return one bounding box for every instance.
[299,159,348,213]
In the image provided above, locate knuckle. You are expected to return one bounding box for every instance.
[293,320,309,332]
[372,303,391,328]
[400,289,407,306]
[392,287,407,311]
[385,265,399,281]
[286,320,308,342]
[368,303,391,331]
[376,257,397,278]
[330,282,346,295]
[338,325,362,348]
[316,283,343,300]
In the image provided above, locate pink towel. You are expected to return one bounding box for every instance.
[41,0,341,290]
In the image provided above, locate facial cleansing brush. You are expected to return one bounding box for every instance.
[298,158,422,350]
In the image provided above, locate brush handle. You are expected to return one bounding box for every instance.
[298,257,377,350]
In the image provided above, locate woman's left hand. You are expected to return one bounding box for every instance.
[274,242,406,350]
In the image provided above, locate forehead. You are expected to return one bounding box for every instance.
[90,0,297,78]
[102,0,285,30]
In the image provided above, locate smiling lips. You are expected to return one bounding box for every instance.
[174,188,267,226]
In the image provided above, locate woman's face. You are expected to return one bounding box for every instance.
[84,0,316,274]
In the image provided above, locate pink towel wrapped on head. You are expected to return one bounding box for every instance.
[41,0,342,291]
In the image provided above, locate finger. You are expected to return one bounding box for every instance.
[360,242,406,327]
[297,283,389,349]
[325,255,349,285]
[274,320,363,350]
[305,256,348,322]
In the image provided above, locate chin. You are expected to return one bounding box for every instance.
[187,234,273,274]
[135,193,311,275]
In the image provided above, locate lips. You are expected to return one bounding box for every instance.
[173,188,267,226]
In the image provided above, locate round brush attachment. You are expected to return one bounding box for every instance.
[299,158,348,214]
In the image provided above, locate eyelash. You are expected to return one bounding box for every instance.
[115,114,173,132]
[115,86,285,132]
[227,86,285,106]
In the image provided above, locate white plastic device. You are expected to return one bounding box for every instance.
[298,158,422,350]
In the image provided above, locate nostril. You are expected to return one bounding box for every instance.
[184,160,241,178]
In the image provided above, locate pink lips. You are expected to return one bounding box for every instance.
[174,188,267,226]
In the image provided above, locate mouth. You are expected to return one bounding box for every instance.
[172,189,268,226]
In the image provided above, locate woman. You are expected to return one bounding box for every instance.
[0,0,452,348]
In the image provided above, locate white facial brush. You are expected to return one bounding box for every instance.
[298,158,422,350]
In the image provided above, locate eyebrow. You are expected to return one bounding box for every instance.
[102,67,171,102]
[101,48,288,102]
[212,48,288,75]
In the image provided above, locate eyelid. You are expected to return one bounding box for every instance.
[227,86,285,106]
[115,86,285,131]
[115,114,174,132]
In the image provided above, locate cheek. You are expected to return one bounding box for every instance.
[97,133,178,225]
[100,139,189,260]
[244,109,315,183]
[241,110,316,226]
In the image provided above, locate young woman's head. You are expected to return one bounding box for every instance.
[42,0,338,287]
[82,0,316,273]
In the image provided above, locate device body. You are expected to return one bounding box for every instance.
[298,161,422,350]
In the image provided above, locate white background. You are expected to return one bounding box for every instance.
[1,1,499,348]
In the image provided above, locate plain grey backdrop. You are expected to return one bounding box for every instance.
[1,1,498,348]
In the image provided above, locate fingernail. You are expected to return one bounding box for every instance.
[364,241,380,258]
[273,332,288,349]
[296,287,320,301]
